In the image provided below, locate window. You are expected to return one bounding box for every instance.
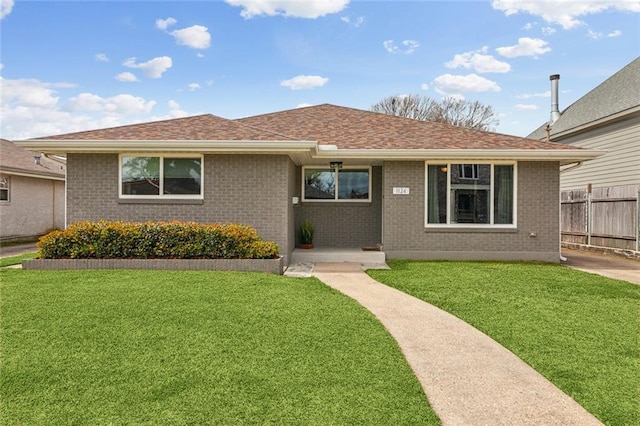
[303,167,371,201]
[426,162,516,226]
[120,155,203,198]
[459,164,478,179]
[0,176,9,202]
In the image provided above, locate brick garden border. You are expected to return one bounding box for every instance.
[22,257,284,275]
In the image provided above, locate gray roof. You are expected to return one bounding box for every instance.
[528,56,640,140]
[0,139,66,179]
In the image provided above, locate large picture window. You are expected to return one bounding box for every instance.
[303,167,371,202]
[426,162,516,227]
[120,155,203,198]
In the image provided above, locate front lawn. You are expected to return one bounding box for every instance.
[368,260,640,426]
[0,270,438,425]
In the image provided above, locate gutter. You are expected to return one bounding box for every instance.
[13,140,320,155]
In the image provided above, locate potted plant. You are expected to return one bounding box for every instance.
[299,218,314,249]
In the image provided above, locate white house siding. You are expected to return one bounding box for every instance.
[558,116,640,191]
[0,175,65,241]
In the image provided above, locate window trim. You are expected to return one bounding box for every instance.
[0,175,10,203]
[424,161,517,228]
[119,154,204,199]
[302,166,372,202]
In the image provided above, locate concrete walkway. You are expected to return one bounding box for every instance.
[562,248,640,285]
[313,262,603,426]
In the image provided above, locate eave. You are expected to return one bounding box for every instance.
[311,148,607,165]
[13,139,605,167]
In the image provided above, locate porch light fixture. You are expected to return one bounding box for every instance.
[440,166,448,173]
[330,161,343,169]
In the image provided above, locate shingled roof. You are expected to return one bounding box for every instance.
[0,139,65,179]
[32,114,298,141]
[15,103,602,164]
[528,56,640,140]
[237,103,578,150]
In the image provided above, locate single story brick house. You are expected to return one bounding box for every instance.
[15,104,603,264]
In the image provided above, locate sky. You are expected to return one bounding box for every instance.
[1,0,639,140]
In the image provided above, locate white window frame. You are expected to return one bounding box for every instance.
[119,154,204,199]
[0,176,10,202]
[302,166,372,202]
[424,161,518,228]
[459,164,479,180]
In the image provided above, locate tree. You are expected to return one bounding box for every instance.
[371,94,499,131]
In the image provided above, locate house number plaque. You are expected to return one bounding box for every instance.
[392,187,410,195]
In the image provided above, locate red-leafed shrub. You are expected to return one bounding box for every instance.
[37,221,279,260]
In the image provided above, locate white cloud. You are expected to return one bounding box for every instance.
[165,100,188,118]
[496,37,551,58]
[432,73,501,96]
[187,83,201,91]
[280,75,328,90]
[445,47,511,73]
[226,0,349,19]
[68,93,156,114]
[0,63,4,72]
[515,104,539,110]
[296,103,314,108]
[115,72,139,82]
[0,77,159,139]
[170,25,211,49]
[516,91,550,99]
[541,26,556,35]
[491,0,640,30]
[197,53,205,58]
[341,15,364,27]
[608,30,622,37]
[156,17,177,30]
[522,22,535,30]
[383,39,420,54]
[123,56,172,78]
[1,0,14,19]
[95,53,109,62]
[421,83,429,91]
[587,29,603,39]
[1,78,59,108]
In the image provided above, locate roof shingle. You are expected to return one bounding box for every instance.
[237,104,578,150]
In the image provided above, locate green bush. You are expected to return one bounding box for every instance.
[37,221,280,260]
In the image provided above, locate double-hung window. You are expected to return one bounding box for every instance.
[303,167,371,202]
[426,162,516,227]
[120,155,203,199]
[0,176,9,202]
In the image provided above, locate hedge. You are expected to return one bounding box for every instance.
[37,221,280,260]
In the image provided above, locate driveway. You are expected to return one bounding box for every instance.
[562,248,640,285]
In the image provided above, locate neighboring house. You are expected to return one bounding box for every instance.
[0,139,66,242]
[15,104,601,264]
[528,57,640,252]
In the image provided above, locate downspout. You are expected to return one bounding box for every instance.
[558,161,584,262]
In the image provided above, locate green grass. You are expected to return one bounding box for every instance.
[368,260,640,426]
[0,252,37,268]
[0,269,438,425]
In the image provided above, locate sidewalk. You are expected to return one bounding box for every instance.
[313,262,603,426]
[0,242,37,258]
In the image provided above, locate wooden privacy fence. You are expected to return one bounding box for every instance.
[561,184,639,252]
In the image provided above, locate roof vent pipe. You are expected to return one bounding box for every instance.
[550,74,560,124]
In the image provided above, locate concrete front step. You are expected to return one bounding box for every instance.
[291,248,385,264]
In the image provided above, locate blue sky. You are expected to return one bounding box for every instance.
[1,0,639,139]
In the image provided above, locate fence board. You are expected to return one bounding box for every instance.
[561,185,639,251]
